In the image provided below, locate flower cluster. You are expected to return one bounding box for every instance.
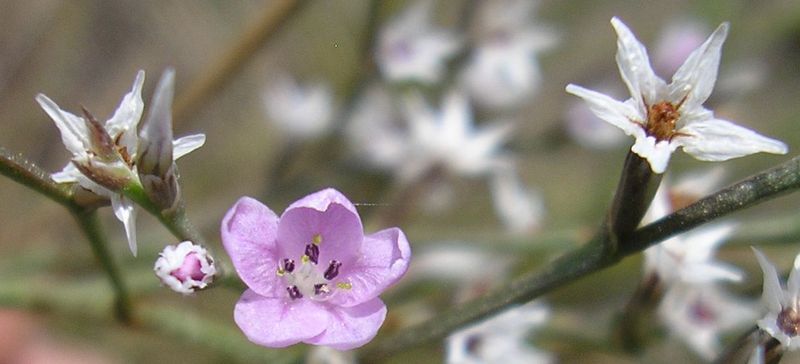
[37,70,205,255]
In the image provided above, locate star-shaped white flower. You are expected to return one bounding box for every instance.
[401,91,513,182]
[658,283,757,360]
[566,17,787,173]
[752,248,800,350]
[376,0,461,84]
[642,177,742,286]
[447,302,553,364]
[461,0,557,109]
[37,70,205,255]
[263,74,335,141]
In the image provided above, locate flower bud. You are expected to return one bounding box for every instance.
[154,241,216,295]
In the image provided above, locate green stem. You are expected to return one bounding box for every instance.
[70,208,132,323]
[360,155,800,360]
[606,151,662,246]
[172,0,308,126]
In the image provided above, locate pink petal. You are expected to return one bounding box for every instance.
[221,197,284,298]
[234,290,328,348]
[329,228,412,307]
[306,298,387,350]
[277,189,364,267]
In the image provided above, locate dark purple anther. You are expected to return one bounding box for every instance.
[305,244,319,264]
[314,283,329,296]
[286,285,303,300]
[324,260,342,280]
[283,258,295,273]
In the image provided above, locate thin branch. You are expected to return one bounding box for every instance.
[0,146,75,208]
[360,155,800,360]
[173,0,307,125]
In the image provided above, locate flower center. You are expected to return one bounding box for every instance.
[777,308,800,337]
[276,234,352,302]
[642,95,688,142]
[689,299,717,326]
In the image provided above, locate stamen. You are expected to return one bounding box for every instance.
[286,285,303,300]
[283,258,295,273]
[324,260,342,280]
[305,244,319,264]
[336,282,352,290]
[777,308,800,337]
[312,234,323,245]
[314,283,330,296]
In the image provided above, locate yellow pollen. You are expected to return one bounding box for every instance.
[336,282,352,290]
[276,268,285,277]
[301,255,310,264]
[312,234,323,245]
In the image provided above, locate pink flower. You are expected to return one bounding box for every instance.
[221,189,412,350]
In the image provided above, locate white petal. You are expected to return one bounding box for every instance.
[611,17,667,109]
[669,23,729,110]
[106,70,145,155]
[682,223,736,263]
[51,163,81,183]
[490,169,544,233]
[630,133,676,174]
[565,84,641,135]
[441,92,470,139]
[680,262,743,283]
[36,93,90,156]
[172,134,206,160]
[678,118,788,161]
[138,69,176,175]
[788,253,800,302]
[111,195,138,256]
[752,248,785,313]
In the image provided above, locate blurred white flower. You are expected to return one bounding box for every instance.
[346,84,410,170]
[376,0,461,84]
[658,283,757,360]
[447,302,553,364]
[642,179,742,286]
[263,74,335,141]
[461,0,557,109]
[37,70,205,256]
[154,241,216,295]
[489,167,544,234]
[401,91,513,182]
[752,248,800,350]
[566,17,787,174]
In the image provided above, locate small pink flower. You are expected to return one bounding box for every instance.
[154,241,216,295]
[221,188,411,350]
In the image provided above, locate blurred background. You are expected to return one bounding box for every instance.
[1,0,800,362]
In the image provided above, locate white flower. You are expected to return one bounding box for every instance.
[642,178,742,286]
[752,248,800,350]
[566,17,787,174]
[401,91,513,182]
[447,302,553,364]
[346,84,410,170]
[154,241,216,295]
[461,0,556,109]
[376,0,461,84]
[489,167,544,233]
[658,283,757,360]
[263,74,335,141]
[37,70,205,256]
